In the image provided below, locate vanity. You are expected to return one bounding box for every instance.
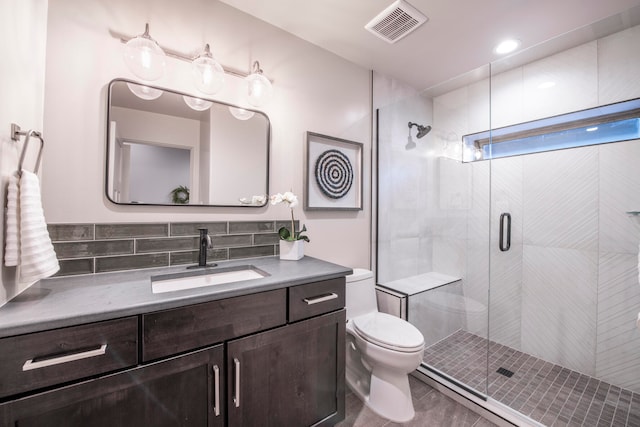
[0,256,350,426]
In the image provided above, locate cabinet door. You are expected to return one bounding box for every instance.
[227,309,345,427]
[0,345,225,427]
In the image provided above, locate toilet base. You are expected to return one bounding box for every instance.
[366,368,415,423]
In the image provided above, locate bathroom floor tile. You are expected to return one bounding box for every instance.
[424,330,640,426]
[338,376,497,427]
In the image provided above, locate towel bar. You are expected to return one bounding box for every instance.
[11,123,44,176]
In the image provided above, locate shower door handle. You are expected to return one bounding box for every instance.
[499,213,511,252]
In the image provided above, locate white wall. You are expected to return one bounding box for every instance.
[0,0,48,305]
[42,0,372,269]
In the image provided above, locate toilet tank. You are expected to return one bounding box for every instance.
[345,268,377,319]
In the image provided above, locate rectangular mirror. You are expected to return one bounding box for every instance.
[106,79,270,207]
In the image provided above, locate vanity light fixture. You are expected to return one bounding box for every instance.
[191,44,225,95]
[183,95,213,111]
[116,24,274,107]
[229,107,255,120]
[494,39,521,55]
[126,83,163,100]
[245,61,273,108]
[123,24,166,81]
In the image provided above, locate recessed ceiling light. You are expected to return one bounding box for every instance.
[494,39,520,55]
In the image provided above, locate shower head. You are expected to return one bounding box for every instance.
[408,122,432,139]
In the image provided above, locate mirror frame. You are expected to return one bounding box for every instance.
[105,78,270,207]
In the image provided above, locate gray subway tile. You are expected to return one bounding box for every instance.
[170,222,227,236]
[95,223,168,239]
[212,234,252,248]
[169,249,228,265]
[136,237,198,253]
[48,224,94,241]
[56,258,95,276]
[254,233,280,245]
[53,240,133,259]
[229,245,275,259]
[229,221,274,234]
[95,253,169,273]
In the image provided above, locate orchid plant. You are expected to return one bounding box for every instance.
[270,191,310,242]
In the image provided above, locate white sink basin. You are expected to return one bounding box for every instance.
[151,265,269,294]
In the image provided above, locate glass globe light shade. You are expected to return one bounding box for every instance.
[245,61,273,108]
[228,107,255,121]
[183,95,213,111]
[126,83,163,100]
[192,45,225,95]
[123,24,166,81]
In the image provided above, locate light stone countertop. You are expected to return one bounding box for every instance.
[0,256,352,339]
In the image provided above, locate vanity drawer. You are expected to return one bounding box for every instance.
[0,316,138,399]
[289,277,345,322]
[142,288,287,362]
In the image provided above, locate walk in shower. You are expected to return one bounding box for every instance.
[376,6,640,426]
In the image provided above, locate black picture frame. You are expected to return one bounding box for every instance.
[304,132,363,211]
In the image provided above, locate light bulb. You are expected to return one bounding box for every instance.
[127,83,163,100]
[123,24,166,81]
[183,95,212,111]
[228,107,255,120]
[191,44,225,95]
[245,61,273,108]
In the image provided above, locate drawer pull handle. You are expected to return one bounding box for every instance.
[212,365,220,416]
[233,357,241,408]
[303,293,338,305]
[22,344,107,371]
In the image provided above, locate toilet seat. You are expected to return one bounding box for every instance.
[353,312,424,353]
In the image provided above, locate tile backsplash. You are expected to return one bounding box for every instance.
[48,220,296,276]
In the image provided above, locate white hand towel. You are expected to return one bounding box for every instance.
[17,170,59,283]
[4,174,20,266]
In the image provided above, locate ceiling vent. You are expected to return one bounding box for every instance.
[365,0,428,44]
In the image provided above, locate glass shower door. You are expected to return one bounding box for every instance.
[375,67,492,399]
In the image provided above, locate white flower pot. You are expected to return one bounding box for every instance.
[279,240,304,260]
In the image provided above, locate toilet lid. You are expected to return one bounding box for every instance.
[353,312,424,352]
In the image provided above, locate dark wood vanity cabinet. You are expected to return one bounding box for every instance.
[0,276,346,427]
[0,345,225,427]
[227,310,345,427]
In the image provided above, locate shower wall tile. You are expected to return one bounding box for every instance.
[466,77,491,134]
[521,245,598,375]
[597,25,640,104]
[488,243,523,349]
[596,252,640,393]
[522,147,599,251]
[491,156,523,246]
[490,67,524,129]
[432,236,467,278]
[522,42,598,122]
[599,140,640,254]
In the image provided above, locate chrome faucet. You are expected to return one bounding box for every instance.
[190,228,216,268]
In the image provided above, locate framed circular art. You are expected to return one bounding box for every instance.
[304,132,363,210]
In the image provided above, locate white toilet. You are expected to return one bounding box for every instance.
[345,269,425,423]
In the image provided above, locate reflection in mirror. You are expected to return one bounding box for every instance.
[106,79,270,206]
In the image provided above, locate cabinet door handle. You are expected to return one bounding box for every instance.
[22,344,107,371]
[212,365,220,416]
[233,357,241,408]
[303,293,338,305]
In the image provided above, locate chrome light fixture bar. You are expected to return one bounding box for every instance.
[110,26,272,82]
